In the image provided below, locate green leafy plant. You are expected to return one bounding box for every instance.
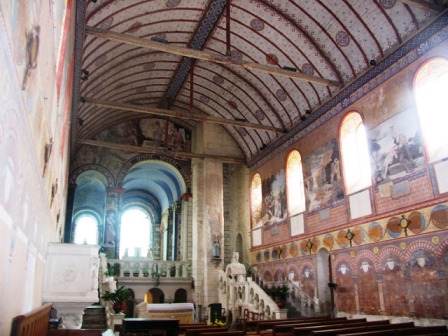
[152,271,161,286]
[276,285,290,301]
[245,264,253,277]
[101,286,134,313]
[105,263,117,277]
[272,285,290,308]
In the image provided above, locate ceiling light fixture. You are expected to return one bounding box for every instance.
[369,59,376,66]
[305,109,311,114]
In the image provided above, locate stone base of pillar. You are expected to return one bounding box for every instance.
[52,302,92,329]
[111,312,125,336]
[275,308,288,319]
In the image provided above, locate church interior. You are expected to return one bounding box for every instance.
[2,0,448,335]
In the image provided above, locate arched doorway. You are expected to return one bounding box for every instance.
[174,288,188,303]
[149,288,165,303]
[316,248,332,316]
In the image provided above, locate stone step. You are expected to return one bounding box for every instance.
[82,305,107,329]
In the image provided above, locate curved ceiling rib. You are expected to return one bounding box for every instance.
[71,0,446,163]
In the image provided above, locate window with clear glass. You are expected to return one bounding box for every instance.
[340,112,372,195]
[250,173,263,228]
[286,150,306,215]
[414,57,448,163]
[73,214,99,245]
[119,207,151,258]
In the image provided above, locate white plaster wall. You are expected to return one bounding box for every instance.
[0,1,74,334]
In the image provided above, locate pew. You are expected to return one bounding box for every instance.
[307,321,416,336]
[179,323,208,332]
[245,317,333,333]
[270,319,369,336]
[185,327,228,336]
[201,331,246,336]
[337,325,448,336]
[254,317,340,334]
[292,320,390,336]
[10,303,105,336]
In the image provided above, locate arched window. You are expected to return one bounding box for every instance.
[414,57,448,163]
[286,150,306,215]
[73,213,99,245]
[120,207,151,258]
[250,173,263,228]
[340,112,372,195]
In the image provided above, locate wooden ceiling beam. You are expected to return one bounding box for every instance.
[78,139,246,164]
[86,26,342,88]
[83,97,284,133]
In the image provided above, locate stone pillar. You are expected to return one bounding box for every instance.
[104,188,125,259]
[63,183,77,243]
[192,158,224,307]
[167,207,173,260]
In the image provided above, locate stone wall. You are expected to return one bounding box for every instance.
[0,1,75,334]
[249,37,448,323]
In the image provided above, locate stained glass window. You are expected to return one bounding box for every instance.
[73,214,99,245]
[414,57,448,163]
[120,207,151,258]
[250,173,263,228]
[286,150,306,215]
[340,112,372,195]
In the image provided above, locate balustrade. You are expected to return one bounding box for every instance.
[106,258,191,279]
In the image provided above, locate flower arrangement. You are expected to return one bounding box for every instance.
[213,319,225,327]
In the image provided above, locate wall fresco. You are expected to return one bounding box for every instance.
[369,108,425,186]
[303,138,344,212]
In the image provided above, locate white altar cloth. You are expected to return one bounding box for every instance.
[136,303,195,323]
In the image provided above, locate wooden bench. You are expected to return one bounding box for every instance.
[270,319,368,336]
[179,323,208,333]
[244,317,333,333]
[185,327,228,336]
[254,317,339,334]
[292,320,400,336]
[337,325,448,336]
[307,322,415,336]
[201,331,246,336]
[10,303,105,336]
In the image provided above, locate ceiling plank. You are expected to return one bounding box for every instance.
[78,139,246,164]
[86,26,342,88]
[83,97,284,133]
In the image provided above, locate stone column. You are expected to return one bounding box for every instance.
[192,158,224,307]
[104,188,125,259]
[63,183,77,243]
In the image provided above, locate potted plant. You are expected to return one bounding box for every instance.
[101,286,134,313]
[274,285,290,308]
[152,271,161,286]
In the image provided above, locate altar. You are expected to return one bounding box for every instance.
[135,303,195,323]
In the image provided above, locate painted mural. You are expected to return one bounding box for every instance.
[369,108,424,185]
[94,118,191,152]
[303,139,344,212]
[256,169,287,227]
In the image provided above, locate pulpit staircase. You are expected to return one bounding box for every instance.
[81,305,108,330]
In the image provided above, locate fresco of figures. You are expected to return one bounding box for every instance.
[258,169,287,227]
[94,118,191,152]
[303,139,344,212]
[369,108,424,186]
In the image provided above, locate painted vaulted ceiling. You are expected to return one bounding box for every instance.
[72,0,448,168]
